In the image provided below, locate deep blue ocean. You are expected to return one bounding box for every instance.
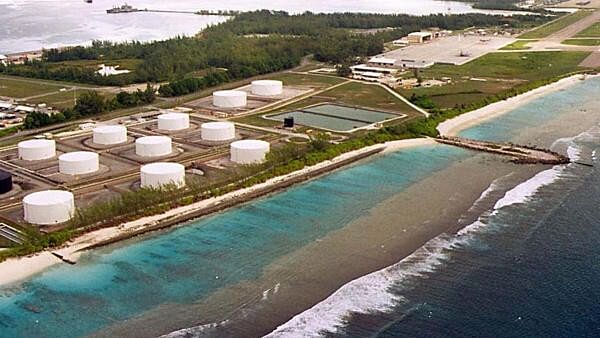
[266,77,600,337]
[1,77,599,338]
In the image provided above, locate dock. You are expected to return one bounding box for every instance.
[435,136,570,165]
[107,6,239,16]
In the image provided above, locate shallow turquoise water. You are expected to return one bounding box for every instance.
[0,145,467,338]
[459,78,600,142]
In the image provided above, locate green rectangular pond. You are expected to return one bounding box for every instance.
[267,104,402,132]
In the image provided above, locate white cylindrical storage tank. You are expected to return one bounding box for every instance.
[135,136,172,157]
[201,122,236,141]
[213,90,247,108]
[230,140,270,164]
[93,125,127,145]
[18,139,56,161]
[140,162,186,189]
[157,112,190,131]
[251,80,283,96]
[23,190,75,225]
[59,151,99,175]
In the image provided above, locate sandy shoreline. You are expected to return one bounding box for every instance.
[437,73,599,136]
[0,138,434,286]
[1,73,595,287]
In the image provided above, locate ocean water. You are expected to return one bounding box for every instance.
[266,78,600,338]
[0,79,598,338]
[0,144,469,338]
[0,0,526,53]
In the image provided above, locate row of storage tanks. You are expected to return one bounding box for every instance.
[16,118,270,225]
[213,80,283,108]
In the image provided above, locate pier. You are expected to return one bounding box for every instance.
[435,136,570,165]
[106,6,239,16]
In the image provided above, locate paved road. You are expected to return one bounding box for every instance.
[505,10,600,67]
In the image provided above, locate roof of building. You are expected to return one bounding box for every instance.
[408,31,433,37]
[368,57,396,65]
[14,105,35,112]
[350,64,396,73]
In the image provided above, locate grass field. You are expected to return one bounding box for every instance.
[500,40,536,50]
[562,38,600,46]
[575,22,600,37]
[0,77,65,98]
[233,81,420,129]
[421,51,591,81]
[24,89,115,109]
[519,10,593,39]
[397,80,517,109]
[399,51,591,110]
[270,73,346,88]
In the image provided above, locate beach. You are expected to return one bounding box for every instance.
[437,74,599,136]
[0,73,592,287]
[0,138,434,286]
[91,150,543,338]
[1,75,598,338]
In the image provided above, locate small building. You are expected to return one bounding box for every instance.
[407,32,433,44]
[14,105,35,113]
[392,39,410,46]
[5,50,43,65]
[0,101,13,110]
[398,59,435,69]
[0,55,6,66]
[367,56,396,68]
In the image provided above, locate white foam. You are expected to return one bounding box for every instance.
[264,236,456,337]
[160,320,229,338]
[492,166,563,211]
[266,161,570,338]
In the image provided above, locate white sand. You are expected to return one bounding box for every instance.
[437,74,599,136]
[2,73,597,287]
[0,138,432,286]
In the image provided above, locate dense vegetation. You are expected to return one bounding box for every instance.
[0,11,552,90]
[23,85,155,129]
[457,0,522,10]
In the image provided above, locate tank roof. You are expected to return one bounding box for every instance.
[59,151,98,162]
[231,139,270,150]
[141,162,184,174]
[23,190,73,206]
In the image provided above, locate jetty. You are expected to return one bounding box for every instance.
[435,136,570,165]
[106,5,239,16]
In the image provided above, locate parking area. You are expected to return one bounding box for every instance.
[382,35,515,66]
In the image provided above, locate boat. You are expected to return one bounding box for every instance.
[106,4,138,14]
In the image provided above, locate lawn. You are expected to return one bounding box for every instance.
[575,22,600,37]
[397,80,517,109]
[24,89,115,110]
[0,76,65,98]
[519,10,593,39]
[269,73,346,88]
[500,40,536,50]
[421,51,591,81]
[562,38,600,46]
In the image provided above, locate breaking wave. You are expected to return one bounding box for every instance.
[264,161,570,337]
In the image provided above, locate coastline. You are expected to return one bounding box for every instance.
[437,73,599,136]
[0,137,434,286]
[0,73,594,287]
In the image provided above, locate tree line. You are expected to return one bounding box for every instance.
[0,11,553,91]
[23,85,155,129]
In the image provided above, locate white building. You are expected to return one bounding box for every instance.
[367,56,396,68]
[407,32,433,44]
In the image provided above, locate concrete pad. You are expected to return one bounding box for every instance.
[382,35,515,66]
